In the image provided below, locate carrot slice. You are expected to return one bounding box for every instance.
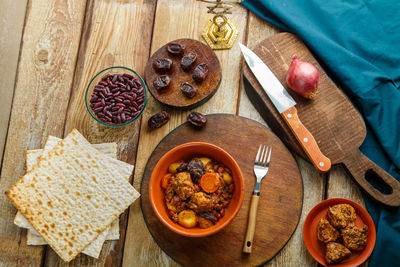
[161,173,172,189]
[199,173,220,193]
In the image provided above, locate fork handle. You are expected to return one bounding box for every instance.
[281,106,331,173]
[243,194,260,253]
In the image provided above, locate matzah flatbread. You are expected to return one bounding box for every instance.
[21,141,120,257]
[6,129,139,262]
[15,139,124,241]
[18,140,113,258]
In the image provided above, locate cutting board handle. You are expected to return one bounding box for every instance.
[343,150,400,206]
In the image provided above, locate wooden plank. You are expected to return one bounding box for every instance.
[327,166,365,205]
[0,0,87,265]
[43,0,157,266]
[238,14,324,267]
[122,0,248,266]
[0,0,28,169]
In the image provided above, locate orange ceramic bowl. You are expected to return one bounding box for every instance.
[303,198,376,267]
[149,142,244,237]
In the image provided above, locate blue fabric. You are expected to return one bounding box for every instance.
[241,1,400,266]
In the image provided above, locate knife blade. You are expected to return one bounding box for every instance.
[239,42,331,172]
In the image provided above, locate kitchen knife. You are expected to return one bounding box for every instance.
[239,43,331,172]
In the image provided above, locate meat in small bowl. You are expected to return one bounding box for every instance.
[162,157,235,229]
[149,142,244,237]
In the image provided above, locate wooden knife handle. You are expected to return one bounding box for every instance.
[343,149,400,207]
[281,106,331,172]
[243,194,260,253]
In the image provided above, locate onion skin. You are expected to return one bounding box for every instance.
[286,54,319,99]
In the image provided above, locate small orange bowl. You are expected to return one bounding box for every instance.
[149,142,245,237]
[303,198,376,267]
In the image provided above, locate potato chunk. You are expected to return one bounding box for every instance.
[221,172,233,185]
[169,161,184,174]
[178,210,197,228]
[198,217,213,229]
[199,157,212,167]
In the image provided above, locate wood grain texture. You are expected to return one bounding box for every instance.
[0,0,28,170]
[243,194,260,253]
[243,32,366,164]
[0,0,87,265]
[242,32,400,206]
[123,1,248,266]
[140,115,303,266]
[238,14,323,267]
[43,0,157,266]
[145,38,221,109]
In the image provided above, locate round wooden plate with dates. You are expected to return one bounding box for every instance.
[141,114,303,266]
[145,38,221,109]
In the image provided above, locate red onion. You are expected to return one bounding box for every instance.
[286,54,319,99]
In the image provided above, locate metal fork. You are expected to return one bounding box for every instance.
[243,145,272,253]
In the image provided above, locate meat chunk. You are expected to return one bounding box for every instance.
[187,192,215,213]
[169,172,194,200]
[317,218,339,243]
[327,204,356,229]
[341,225,368,251]
[325,242,351,264]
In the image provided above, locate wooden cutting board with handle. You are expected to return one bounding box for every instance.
[243,32,400,207]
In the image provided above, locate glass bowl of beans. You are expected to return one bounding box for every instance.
[85,66,147,127]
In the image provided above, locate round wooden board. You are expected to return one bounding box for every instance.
[140,114,303,266]
[145,38,221,109]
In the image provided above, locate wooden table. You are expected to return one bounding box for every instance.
[0,0,366,266]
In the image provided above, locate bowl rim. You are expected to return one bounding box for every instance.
[149,141,245,237]
[84,66,148,127]
[303,197,376,267]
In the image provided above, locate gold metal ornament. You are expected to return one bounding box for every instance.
[199,0,240,50]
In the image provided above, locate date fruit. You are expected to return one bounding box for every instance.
[187,112,207,128]
[153,75,171,92]
[153,58,172,72]
[148,111,170,129]
[180,52,197,71]
[188,158,204,180]
[167,43,185,56]
[192,63,208,83]
[180,82,197,98]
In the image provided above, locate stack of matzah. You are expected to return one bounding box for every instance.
[6,129,140,263]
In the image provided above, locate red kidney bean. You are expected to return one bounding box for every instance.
[228,184,234,193]
[123,73,133,79]
[220,208,225,217]
[93,102,102,109]
[89,73,146,125]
